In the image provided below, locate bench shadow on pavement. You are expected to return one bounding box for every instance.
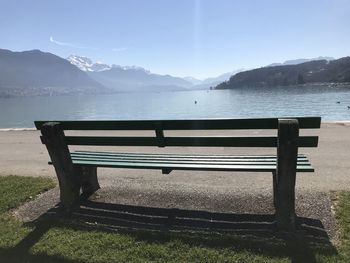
[76,200,331,239]
[4,198,337,263]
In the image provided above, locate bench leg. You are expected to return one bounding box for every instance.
[41,122,80,211]
[275,169,297,232]
[272,171,277,208]
[275,119,299,232]
[74,165,100,198]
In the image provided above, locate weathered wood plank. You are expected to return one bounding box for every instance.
[53,135,318,147]
[73,151,308,159]
[70,153,310,164]
[40,122,80,211]
[74,165,100,198]
[71,153,309,162]
[70,155,311,166]
[275,119,299,232]
[71,159,314,172]
[34,117,321,130]
[272,171,277,208]
[155,121,165,148]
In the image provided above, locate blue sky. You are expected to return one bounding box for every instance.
[1,0,350,79]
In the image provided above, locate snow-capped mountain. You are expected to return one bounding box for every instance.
[66,55,194,92]
[66,54,244,91]
[67,55,111,72]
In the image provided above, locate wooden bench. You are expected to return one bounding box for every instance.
[35,117,320,231]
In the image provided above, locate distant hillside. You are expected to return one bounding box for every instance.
[0,49,107,97]
[198,70,245,89]
[266,56,334,67]
[188,69,245,90]
[216,57,350,89]
[88,65,192,92]
[183,76,202,85]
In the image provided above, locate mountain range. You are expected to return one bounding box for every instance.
[1,48,349,97]
[67,55,193,92]
[67,55,239,91]
[0,49,107,97]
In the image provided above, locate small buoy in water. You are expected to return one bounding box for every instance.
[337,101,340,104]
[348,106,350,109]
[195,100,197,104]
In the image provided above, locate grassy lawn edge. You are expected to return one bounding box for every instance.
[0,175,350,262]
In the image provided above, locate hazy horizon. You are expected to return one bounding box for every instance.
[0,48,341,81]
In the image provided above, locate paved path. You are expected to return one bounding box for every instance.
[4,122,349,239]
[1,122,349,194]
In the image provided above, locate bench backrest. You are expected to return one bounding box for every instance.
[34,117,321,148]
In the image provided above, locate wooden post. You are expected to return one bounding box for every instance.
[40,122,80,211]
[275,119,299,232]
[74,165,100,198]
[272,171,277,208]
[155,121,165,148]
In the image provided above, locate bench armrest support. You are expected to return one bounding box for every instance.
[41,122,80,211]
[275,119,299,231]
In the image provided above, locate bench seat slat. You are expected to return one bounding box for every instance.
[71,156,311,166]
[71,159,314,172]
[73,151,307,159]
[68,151,314,172]
[70,153,311,164]
[71,156,310,164]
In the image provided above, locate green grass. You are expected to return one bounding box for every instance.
[0,175,349,262]
[332,192,350,260]
[0,175,56,214]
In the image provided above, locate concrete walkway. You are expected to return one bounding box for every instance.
[1,122,349,193]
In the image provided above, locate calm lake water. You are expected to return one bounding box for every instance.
[1,85,350,128]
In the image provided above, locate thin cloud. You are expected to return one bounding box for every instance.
[49,36,99,50]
